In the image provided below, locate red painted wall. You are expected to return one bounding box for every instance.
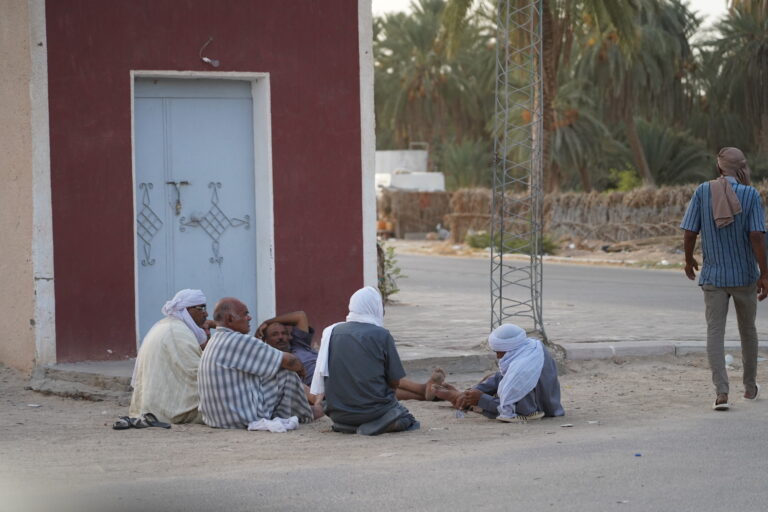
[46,0,364,361]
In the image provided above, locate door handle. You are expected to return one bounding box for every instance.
[166,181,190,215]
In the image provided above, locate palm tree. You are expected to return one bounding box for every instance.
[374,0,496,170]
[442,0,639,192]
[576,0,698,186]
[727,0,768,16]
[701,1,768,157]
[549,72,620,191]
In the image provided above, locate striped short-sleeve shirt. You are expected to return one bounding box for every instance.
[198,327,284,428]
[680,177,765,287]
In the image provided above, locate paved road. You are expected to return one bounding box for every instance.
[386,253,768,354]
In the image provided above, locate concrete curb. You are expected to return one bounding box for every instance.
[401,353,497,376]
[560,341,766,360]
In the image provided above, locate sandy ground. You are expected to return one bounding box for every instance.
[2,351,761,510]
[385,238,686,269]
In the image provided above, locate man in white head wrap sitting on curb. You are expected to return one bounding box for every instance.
[311,286,420,435]
[434,324,564,422]
[129,289,215,424]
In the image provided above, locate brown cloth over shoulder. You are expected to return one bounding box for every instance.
[710,147,751,229]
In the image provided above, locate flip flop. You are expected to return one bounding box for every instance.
[712,400,730,411]
[112,416,132,430]
[129,416,149,428]
[142,412,171,429]
[745,383,760,401]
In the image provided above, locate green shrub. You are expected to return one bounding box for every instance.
[605,168,642,191]
[377,242,404,303]
[465,231,558,255]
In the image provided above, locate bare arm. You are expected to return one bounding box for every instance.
[749,231,768,301]
[256,311,309,338]
[388,379,401,390]
[683,229,699,280]
[280,352,306,380]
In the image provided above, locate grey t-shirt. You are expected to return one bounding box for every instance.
[323,321,406,425]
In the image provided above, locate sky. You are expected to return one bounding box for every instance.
[371,0,730,30]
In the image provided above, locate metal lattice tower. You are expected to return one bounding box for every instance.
[490,0,546,340]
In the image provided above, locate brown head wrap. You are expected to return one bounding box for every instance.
[717,147,751,185]
[710,147,750,228]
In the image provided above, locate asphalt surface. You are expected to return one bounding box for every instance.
[13,404,768,512]
[387,253,768,352]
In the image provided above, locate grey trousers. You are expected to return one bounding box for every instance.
[702,283,758,395]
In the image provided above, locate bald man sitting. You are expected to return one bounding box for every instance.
[198,298,319,429]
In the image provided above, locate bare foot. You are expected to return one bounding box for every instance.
[424,368,446,400]
[432,384,460,403]
[311,404,325,420]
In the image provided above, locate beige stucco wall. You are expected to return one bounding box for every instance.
[0,0,37,371]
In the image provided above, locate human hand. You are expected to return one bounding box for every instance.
[454,389,482,410]
[255,322,269,339]
[202,320,217,338]
[281,353,306,378]
[684,258,699,280]
[758,275,768,301]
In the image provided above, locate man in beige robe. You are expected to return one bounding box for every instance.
[129,289,213,423]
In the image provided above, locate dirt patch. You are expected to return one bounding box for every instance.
[384,239,686,269]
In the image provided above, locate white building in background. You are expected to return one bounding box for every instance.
[375,149,445,193]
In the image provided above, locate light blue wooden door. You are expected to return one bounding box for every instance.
[134,78,257,341]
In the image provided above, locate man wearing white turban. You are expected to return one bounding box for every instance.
[310,286,419,435]
[129,289,214,424]
[435,324,564,422]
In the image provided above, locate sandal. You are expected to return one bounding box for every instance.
[141,412,171,429]
[745,384,760,401]
[712,394,730,411]
[112,416,132,430]
[129,416,149,428]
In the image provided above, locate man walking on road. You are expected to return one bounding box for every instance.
[681,147,768,411]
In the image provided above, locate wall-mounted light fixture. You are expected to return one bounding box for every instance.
[199,36,220,68]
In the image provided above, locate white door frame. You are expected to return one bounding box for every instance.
[130,70,276,346]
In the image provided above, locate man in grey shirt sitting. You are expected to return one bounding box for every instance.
[258,310,451,403]
[310,286,419,435]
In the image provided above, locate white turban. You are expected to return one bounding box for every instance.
[161,289,208,345]
[489,324,544,419]
[310,286,384,395]
[345,286,384,327]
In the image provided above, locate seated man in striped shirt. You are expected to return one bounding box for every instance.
[198,297,319,429]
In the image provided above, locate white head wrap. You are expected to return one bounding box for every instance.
[161,289,208,345]
[310,286,384,395]
[489,324,545,419]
